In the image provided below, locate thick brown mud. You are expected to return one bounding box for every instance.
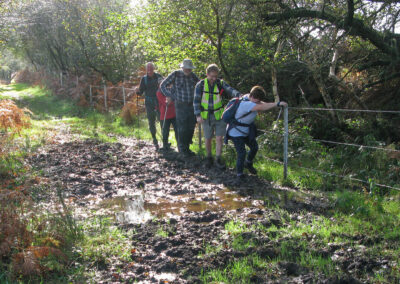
[28,138,390,283]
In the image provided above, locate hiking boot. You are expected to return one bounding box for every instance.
[244,161,257,174]
[233,174,246,186]
[206,156,213,168]
[161,143,171,151]
[215,157,226,169]
[184,149,196,157]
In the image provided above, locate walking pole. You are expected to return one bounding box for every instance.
[162,101,169,131]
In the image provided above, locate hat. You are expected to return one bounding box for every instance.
[180,59,195,69]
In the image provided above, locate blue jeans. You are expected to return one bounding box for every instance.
[231,136,258,175]
[175,101,196,152]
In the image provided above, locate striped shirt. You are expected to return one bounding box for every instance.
[193,79,241,116]
[160,70,200,103]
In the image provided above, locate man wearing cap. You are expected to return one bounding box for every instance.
[136,62,163,150]
[194,64,241,168]
[160,59,200,156]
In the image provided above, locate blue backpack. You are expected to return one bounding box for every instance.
[223,96,255,144]
[222,96,251,125]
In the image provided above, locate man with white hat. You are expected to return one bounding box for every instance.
[160,59,200,157]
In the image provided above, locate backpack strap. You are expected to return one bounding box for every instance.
[216,79,224,96]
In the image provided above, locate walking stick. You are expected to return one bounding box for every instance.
[162,101,169,132]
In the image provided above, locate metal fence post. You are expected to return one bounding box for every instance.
[104,85,108,111]
[122,86,126,105]
[283,106,289,179]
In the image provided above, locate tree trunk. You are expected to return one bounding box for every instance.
[271,40,284,102]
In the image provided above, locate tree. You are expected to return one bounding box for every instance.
[255,0,400,84]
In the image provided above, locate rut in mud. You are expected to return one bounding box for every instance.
[28,138,389,283]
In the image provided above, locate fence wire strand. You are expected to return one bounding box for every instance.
[289,163,400,191]
[311,139,400,153]
[289,107,400,114]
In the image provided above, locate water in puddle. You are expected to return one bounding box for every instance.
[100,188,259,224]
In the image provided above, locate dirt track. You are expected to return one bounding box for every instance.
[28,137,382,283]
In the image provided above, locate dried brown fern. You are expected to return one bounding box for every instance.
[0,100,32,156]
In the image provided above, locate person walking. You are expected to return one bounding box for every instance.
[156,83,178,151]
[193,64,240,168]
[226,85,287,181]
[160,59,200,157]
[136,62,163,150]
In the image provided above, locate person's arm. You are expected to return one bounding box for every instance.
[251,101,288,112]
[136,77,145,95]
[192,72,200,84]
[221,81,240,98]
[160,71,176,100]
[193,81,203,122]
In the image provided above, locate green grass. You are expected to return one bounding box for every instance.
[76,216,133,266]
[225,220,251,235]
[156,227,169,238]
[201,255,263,284]
[1,83,148,145]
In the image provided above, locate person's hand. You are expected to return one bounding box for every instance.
[166,97,173,104]
[278,101,288,107]
[135,86,140,93]
[196,116,204,123]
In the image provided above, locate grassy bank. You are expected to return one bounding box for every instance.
[0,84,139,282]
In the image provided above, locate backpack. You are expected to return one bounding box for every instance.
[221,96,251,124]
[143,73,162,87]
[223,96,255,144]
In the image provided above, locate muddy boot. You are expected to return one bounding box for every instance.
[184,149,196,157]
[161,142,171,151]
[244,160,257,174]
[153,139,159,151]
[205,156,213,168]
[234,174,246,186]
[215,156,226,169]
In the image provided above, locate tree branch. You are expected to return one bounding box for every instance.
[262,8,398,57]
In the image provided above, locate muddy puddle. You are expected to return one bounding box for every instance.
[98,188,264,224]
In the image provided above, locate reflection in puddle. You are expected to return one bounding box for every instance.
[151,272,177,282]
[115,195,153,224]
[101,188,262,224]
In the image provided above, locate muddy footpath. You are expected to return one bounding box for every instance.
[28,137,387,283]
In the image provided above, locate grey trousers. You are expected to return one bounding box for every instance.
[175,101,196,152]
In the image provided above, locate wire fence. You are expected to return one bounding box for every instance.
[259,106,400,192]
[89,84,137,111]
[86,80,400,192]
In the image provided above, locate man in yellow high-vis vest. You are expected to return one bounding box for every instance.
[194,64,240,168]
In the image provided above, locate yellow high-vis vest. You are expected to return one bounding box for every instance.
[200,79,223,120]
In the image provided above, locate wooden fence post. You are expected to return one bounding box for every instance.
[104,85,108,111]
[89,85,93,107]
[122,86,126,105]
[283,106,289,179]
